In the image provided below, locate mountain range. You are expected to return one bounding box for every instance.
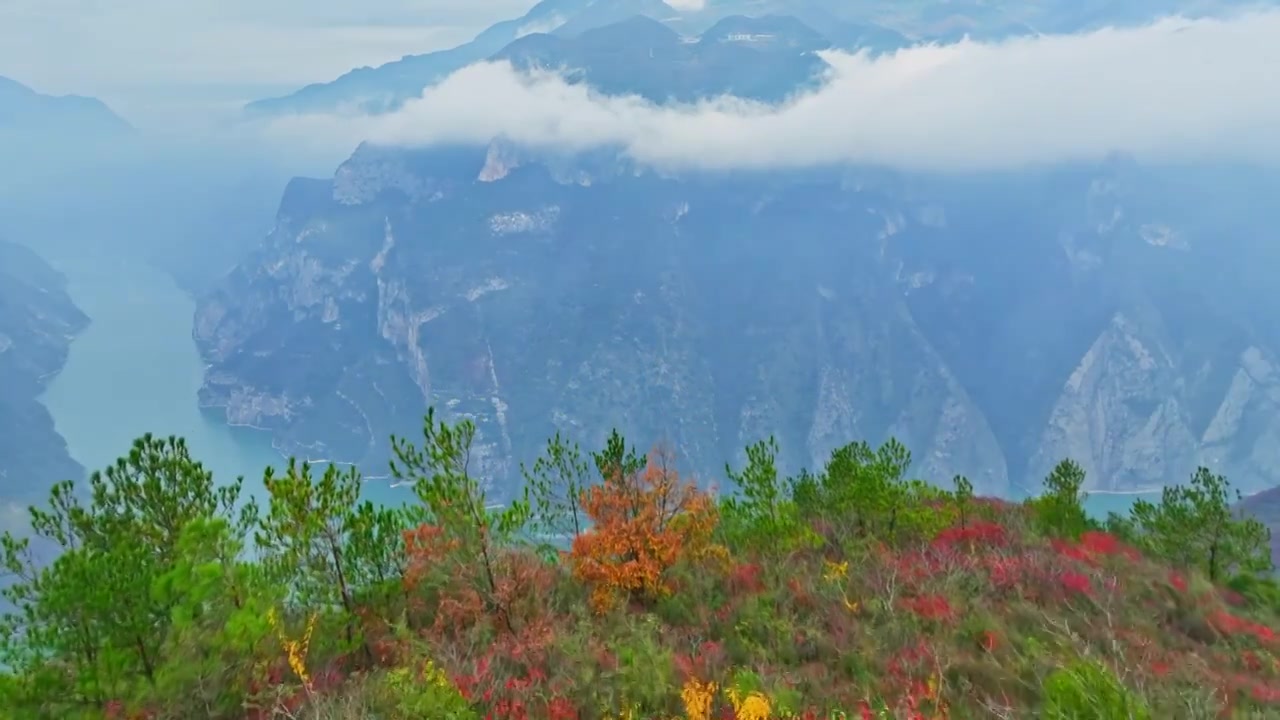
[193,4,1280,503]
[193,141,1280,501]
[243,0,1271,118]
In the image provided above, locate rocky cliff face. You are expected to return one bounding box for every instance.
[0,240,88,524]
[891,164,1280,495]
[195,144,1009,497]
[193,140,1280,499]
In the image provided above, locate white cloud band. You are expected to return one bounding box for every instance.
[263,10,1280,173]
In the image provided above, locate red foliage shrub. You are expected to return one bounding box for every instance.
[887,639,937,678]
[1211,611,1277,644]
[1079,531,1120,554]
[933,521,1008,551]
[984,554,1033,590]
[1079,531,1142,561]
[902,594,956,622]
[546,697,579,720]
[1243,651,1264,672]
[787,576,815,609]
[1250,683,1280,703]
[674,639,728,683]
[1050,538,1094,566]
[403,523,456,586]
[728,561,765,595]
[980,629,1000,653]
[1059,571,1093,597]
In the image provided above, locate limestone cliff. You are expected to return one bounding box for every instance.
[196,144,1280,499]
[195,144,1008,498]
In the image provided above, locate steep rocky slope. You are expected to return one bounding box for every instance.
[0,241,87,523]
[893,166,1280,494]
[194,139,1280,500]
[195,144,1008,497]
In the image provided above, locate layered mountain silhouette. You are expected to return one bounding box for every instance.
[0,76,131,137]
[241,0,1264,118]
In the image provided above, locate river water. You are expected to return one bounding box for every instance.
[35,246,408,511]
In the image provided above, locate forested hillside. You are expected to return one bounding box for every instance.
[2,409,1278,719]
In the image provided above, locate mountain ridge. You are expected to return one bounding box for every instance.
[489,14,833,104]
[0,75,131,136]
[239,0,1271,119]
[193,134,1280,500]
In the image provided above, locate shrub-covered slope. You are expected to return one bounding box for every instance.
[2,410,1277,719]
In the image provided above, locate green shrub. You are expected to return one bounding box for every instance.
[375,663,476,720]
[1043,660,1149,720]
[1031,460,1092,540]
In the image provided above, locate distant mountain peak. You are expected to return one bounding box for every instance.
[242,0,1250,118]
[700,14,831,51]
[491,12,830,105]
[0,75,36,97]
[243,0,683,118]
[578,14,683,46]
[0,75,131,135]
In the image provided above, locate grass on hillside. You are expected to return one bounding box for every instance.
[2,411,1279,720]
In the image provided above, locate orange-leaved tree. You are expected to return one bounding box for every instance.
[570,433,721,612]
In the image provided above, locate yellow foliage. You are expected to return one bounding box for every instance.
[727,687,772,720]
[420,657,453,690]
[681,678,718,720]
[267,607,316,689]
[821,560,861,613]
[823,560,849,583]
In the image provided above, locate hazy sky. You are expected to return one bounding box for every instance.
[0,0,538,120]
[266,9,1280,173]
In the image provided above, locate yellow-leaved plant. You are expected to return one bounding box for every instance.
[267,607,316,691]
[681,678,718,720]
[727,686,772,720]
[381,658,475,719]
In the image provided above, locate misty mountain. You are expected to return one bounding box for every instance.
[0,240,88,517]
[492,15,834,103]
[193,125,1280,501]
[243,0,911,118]
[243,0,683,117]
[241,0,1266,119]
[0,75,131,139]
[200,6,1280,502]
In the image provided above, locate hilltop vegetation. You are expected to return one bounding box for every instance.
[2,408,1279,719]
